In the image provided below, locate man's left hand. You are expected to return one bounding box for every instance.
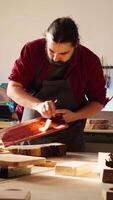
[55,109,77,123]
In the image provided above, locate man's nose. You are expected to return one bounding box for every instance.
[53,53,61,61]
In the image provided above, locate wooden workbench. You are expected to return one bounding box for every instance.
[0,153,112,200]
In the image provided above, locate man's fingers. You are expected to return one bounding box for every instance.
[43,101,56,117]
[34,100,56,118]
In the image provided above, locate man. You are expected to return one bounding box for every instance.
[7,17,108,151]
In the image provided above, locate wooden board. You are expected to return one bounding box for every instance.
[55,161,93,176]
[0,117,68,147]
[6,143,66,157]
[0,154,46,167]
[0,189,31,200]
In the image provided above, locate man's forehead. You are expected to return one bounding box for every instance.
[46,33,74,52]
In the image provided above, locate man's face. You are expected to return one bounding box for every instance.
[46,33,75,66]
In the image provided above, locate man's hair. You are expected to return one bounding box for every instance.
[46,17,79,46]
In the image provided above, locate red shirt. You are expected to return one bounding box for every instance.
[9,38,108,120]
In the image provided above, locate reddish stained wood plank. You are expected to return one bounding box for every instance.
[0,117,68,147]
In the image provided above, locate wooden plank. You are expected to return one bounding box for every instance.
[0,117,68,147]
[0,154,46,167]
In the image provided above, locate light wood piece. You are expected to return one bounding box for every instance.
[0,189,31,200]
[55,161,93,176]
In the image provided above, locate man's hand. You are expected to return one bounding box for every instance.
[55,101,104,123]
[55,109,76,123]
[34,100,56,118]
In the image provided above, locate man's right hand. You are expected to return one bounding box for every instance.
[33,100,56,118]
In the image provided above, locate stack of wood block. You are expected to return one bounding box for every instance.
[0,153,45,178]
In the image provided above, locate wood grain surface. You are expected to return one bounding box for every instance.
[0,154,46,167]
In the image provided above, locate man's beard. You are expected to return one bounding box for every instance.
[45,46,75,67]
[48,56,73,67]
[49,59,68,67]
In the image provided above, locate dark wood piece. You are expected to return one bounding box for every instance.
[106,188,113,200]
[102,169,113,183]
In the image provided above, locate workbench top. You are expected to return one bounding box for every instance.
[0,153,112,200]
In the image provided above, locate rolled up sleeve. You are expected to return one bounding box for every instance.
[86,57,109,106]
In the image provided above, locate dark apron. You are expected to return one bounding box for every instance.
[22,79,86,152]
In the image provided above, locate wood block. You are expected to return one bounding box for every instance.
[6,143,66,157]
[0,117,68,147]
[107,188,113,200]
[85,118,109,130]
[0,189,31,200]
[55,161,93,176]
[102,188,113,200]
[0,165,32,178]
[0,154,46,167]
[102,169,113,183]
[98,152,113,183]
